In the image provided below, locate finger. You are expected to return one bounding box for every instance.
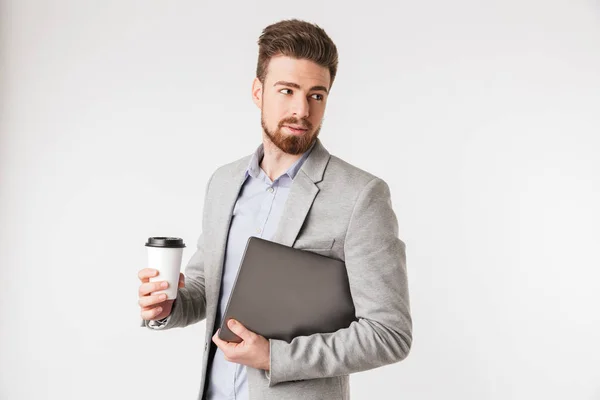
[178,273,185,288]
[138,293,168,308]
[140,305,163,320]
[212,329,235,347]
[212,330,227,349]
[212,332,234,362]
[227,319,254,342]
[138,281,168,297]
[138,281,169,297]
[138,268,159,282]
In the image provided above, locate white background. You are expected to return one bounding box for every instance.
[1,1,599,399]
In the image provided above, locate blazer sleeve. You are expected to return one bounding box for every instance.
[266,177,412,385]
[140,173,214,330]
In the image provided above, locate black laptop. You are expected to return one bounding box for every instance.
[218,236,357,343]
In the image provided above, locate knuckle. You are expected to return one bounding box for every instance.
[139,295,158,308]
[140,304,161,319]
[138,268,152,280]
[139,283,150,296]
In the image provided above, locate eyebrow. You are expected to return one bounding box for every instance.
[273,81,328,94]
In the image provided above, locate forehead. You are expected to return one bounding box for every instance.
[265,55,331,89]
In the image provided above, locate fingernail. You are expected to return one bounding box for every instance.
[159,294,167,300]
[161,282,168,288]
[156,307,162,313]
[229,319,236,327]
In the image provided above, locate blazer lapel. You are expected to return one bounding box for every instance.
[206,160,248,327]
[271,138,331,247]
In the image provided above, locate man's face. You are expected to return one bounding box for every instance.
[253,55,331,155]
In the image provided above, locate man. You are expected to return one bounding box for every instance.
[138,19,412,400]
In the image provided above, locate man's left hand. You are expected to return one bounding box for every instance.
[212,319,270,371]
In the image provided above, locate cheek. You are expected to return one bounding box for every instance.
[262,109,283,131]
[310,105,325,123]
[263,98,285,120]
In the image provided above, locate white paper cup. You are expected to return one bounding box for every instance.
[145,237,186,300]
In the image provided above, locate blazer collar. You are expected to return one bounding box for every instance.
[236,138,330,183]
[222,137,331,247]
[297,138,330,183]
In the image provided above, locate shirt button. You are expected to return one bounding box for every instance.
[267,187,274,193]
[256,228,262,234]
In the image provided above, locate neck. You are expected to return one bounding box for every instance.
[259,132,304,182]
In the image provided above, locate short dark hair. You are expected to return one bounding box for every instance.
[256,19,339,89]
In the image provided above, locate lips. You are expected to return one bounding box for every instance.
[284,125,308,131]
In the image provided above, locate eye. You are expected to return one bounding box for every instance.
[311,94,324,101]
[280,89,293,95]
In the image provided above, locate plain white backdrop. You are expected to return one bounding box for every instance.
[1,1,599,399]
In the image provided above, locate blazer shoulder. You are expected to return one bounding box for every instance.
[326,154,387,190]
[210,153,252,182]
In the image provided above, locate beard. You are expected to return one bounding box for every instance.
[261,113,322,155]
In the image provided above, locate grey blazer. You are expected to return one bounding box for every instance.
[142,138,412,400]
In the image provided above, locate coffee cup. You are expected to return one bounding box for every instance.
[145,237,186,300]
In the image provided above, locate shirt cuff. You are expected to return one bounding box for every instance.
[147,315,171,330]
[264,339,273,382]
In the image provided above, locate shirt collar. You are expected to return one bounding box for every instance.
[245,140,317,181]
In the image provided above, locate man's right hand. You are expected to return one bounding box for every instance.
[138,268,185,321]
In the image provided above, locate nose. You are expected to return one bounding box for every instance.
[291,96,310,119]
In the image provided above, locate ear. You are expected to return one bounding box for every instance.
[251,77,263,109]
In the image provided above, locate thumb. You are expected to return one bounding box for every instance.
[227,319,253,341]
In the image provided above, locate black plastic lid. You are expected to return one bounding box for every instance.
[145,237,186,248]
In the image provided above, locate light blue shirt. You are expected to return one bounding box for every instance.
[205,141,315,400]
